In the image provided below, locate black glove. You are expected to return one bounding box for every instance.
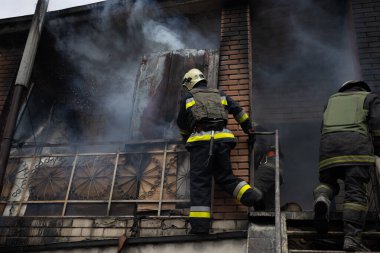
[241,119,254,134]
[246,128,255,135]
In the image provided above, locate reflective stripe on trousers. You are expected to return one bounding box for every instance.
[189,206,211,218]
[233,181,252,201]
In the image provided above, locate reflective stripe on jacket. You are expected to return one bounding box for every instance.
[319,154,375,170]
[319,88,380,170]
[186,128,236,144]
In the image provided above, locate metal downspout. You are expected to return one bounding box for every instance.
[275,129,281,253]
[0,0,49,196]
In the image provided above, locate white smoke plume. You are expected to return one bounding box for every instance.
[142,20,185,50]
[14,0,219,147]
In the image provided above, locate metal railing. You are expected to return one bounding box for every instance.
[0,139,191,217]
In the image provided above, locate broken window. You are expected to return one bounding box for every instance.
[1,49,219,217]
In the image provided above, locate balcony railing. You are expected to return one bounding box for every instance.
[0,139,191,217]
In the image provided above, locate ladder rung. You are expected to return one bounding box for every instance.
[289,250,380,253]
[287,230,380,238]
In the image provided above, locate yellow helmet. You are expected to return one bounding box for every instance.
[182,68,207,91]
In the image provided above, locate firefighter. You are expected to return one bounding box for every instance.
[313,80,380,251]
[250,124,283,211]
[253,144,283,211]
[177,68,262,234]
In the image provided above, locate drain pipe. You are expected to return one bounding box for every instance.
[275,129,281,253]
[0,0,49,196]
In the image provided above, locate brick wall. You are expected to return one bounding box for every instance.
[351,0,380,90]
[215,3,251,220]
[0,48,22,118]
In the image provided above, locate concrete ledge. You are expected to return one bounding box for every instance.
[0,231,247,252]
[0,217,248,248]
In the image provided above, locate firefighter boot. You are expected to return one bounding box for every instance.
[313,184,333,234]
[343,216,370,251]
[313,195,331,234]
[240,187,263,207]
[189,219,210,235]
[343,236,370,252]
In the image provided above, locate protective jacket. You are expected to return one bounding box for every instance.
[176,81,257,234]
[319,86,380,170]
[177,82,252,146]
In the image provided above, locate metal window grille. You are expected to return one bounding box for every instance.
[0,141,191,217]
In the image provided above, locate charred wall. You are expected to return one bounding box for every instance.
[1,0,225,219]
[0,32,27,138]
[11,0,221,145]
[13,31,83,146]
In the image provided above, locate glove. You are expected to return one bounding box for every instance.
[241,120,253,135]
[246,128,255,135]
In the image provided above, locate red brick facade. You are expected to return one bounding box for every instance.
[214,3,251,220]
[0,49,21,117]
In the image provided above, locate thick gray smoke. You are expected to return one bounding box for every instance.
[251,0,359,209]
[127,0,217,51]
[143,20,185,49]
[15,0,218,147]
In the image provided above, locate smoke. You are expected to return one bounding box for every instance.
[126,0,218,51]
[14,0,218,147]
[251,0,358,209]
[142,20,185,49]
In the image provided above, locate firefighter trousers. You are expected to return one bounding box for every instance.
[315,165,371,239]
[187,141,251,233]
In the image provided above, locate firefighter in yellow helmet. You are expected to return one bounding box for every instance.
[313,81,380,251]
[177,68,262,234]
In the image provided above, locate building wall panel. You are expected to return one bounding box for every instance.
[351,0,380,89]
[0,48,21,117]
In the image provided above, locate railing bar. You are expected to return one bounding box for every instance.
[6,199,190,204]
[15,156,37,216]
[158,142,168,216]
[9,215,189,219]
[62,154,78,216]
[107,152,119,216]
[8,150,188,159]
[11,139,183,148]
[253,131,276,135]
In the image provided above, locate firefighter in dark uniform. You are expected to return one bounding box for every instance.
[313,80,380,251]
[250,124,283,211]
[253,143,283,211]
[177,68,262,234]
